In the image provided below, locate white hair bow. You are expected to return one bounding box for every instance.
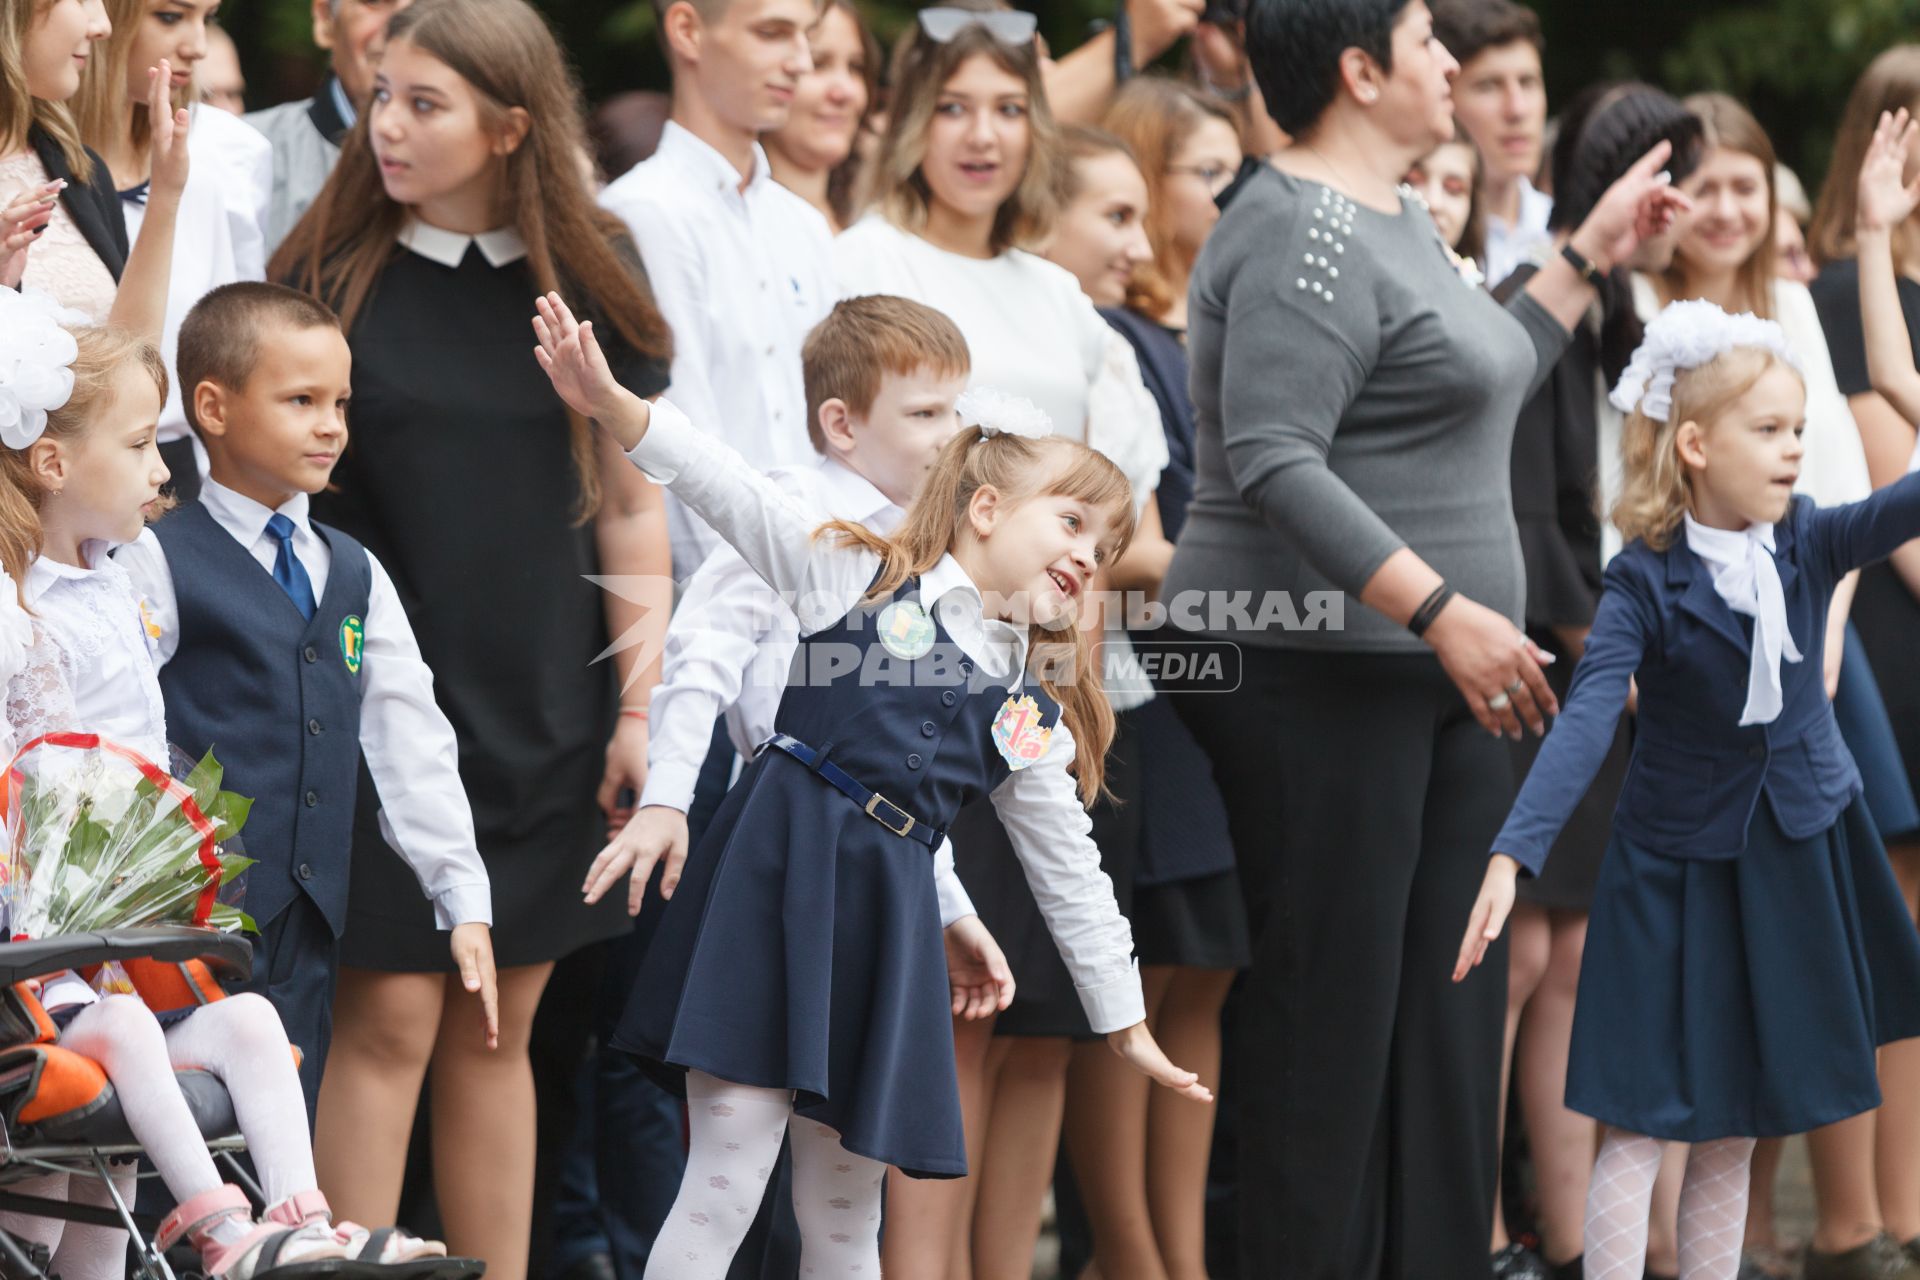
[0,289,87,451]
[957,387,1054,440]
[1609,299,1802,423]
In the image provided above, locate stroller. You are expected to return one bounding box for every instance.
[0,925,484,1280]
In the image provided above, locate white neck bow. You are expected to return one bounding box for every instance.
[1683,514,1802,726]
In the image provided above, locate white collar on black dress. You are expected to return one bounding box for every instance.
[397,218,528,268]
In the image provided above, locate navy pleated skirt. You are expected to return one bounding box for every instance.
[611,750,965,1178]
[1567,797,1920,1140]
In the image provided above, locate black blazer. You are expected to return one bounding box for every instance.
[29,124,128,280]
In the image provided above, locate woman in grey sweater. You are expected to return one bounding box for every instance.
[1159,2,1689,1277]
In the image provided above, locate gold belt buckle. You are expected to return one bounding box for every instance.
[864,792,916,838]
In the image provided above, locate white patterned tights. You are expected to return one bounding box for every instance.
[643,1070,887,1279]
[1586,1128,1756,1280]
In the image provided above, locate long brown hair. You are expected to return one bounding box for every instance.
[821,429,1137,803]
[1659,93,1777,319]
[3,0,94,181]
[869,0,1063,255]
[1610,346,1801,551]
[0,327,167,590]
[270,0,672,518]
[1810,45,1920,272]
[1102,77,1242,321]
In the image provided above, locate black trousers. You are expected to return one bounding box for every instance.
[1169,645,1511,1280]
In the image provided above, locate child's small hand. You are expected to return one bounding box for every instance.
[582,804,689,915]
[450,922,499,1050]
[144,61,190,206]
[532,292,647,438]
[1859,110,1920,236]
[1452,854,1520,982]
[943,915,1015,1021]
[1106,1021,1214,1103]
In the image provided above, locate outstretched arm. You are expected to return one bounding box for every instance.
[532,293,851,623]
[1857,110,1920,428]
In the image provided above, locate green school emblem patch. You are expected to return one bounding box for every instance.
[876,600,936,660]
[339,615,365,676]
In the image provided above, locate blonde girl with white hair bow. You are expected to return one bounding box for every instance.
[1450,267,1920,1280]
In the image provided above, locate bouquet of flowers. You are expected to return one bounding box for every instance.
[1,733,256,939]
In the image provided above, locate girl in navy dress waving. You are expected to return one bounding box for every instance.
[1456,112,1920,1280]
[530,292,1208,1280]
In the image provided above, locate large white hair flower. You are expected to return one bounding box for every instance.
[0,289,86,451]
[957,386,1054,441]
[1610,298,1802,423]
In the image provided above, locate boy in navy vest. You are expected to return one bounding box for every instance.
[116,282,498,1117]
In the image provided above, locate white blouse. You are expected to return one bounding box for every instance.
[628,398,1145,1033]
[15,547,167,764]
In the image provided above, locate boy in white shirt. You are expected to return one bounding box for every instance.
[599,0,836,580]
[115,282,496,1115]
[1432,0,1554,288]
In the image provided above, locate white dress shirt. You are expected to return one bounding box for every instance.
[600,122,835,577]
[121,106,273,450]
[627,400,1145,1033]
[114,481,492,929]
[1483,177,1555,290]
[640,455,978,928]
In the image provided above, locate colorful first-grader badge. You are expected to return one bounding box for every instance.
[339,615,365,676]
[877,600,936,660]
[992,694,1053,771]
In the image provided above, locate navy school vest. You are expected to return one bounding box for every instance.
[152,502,371,936]
[770,575,1063,829]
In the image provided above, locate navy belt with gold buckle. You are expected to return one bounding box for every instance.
[765,734,944,850]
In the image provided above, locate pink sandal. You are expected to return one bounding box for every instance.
[266,1191,464,1273]
[158,1185,350,1280]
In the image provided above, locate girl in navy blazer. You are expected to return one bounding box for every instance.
[1455,120,1920,1280]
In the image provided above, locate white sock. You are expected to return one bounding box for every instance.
[164,994,316,1204]
[57,997,225,1202]
[787,1116,885,1276]
[644,1071,791,1280]
[1586,1128,1665,1279]
[1676,1137,1755,1280]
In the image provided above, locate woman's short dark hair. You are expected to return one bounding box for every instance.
[1246,0,1413,135]
[1543,82,1704,383]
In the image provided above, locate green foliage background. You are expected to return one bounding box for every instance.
[224,0,1920,196]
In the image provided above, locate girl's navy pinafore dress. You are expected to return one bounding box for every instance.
[614,573,1060,1178]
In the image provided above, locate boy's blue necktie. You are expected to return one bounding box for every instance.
[266,514,317,621]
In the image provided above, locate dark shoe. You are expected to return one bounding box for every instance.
[1549,1255,1582,1280]
[1492,1242,1553,1280]
[1804,1232,1920,1280]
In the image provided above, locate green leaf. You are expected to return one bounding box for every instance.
[183,749,223,813]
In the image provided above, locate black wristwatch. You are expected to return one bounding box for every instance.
[1560,242,1606,287]
[1113,0,1135,84]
